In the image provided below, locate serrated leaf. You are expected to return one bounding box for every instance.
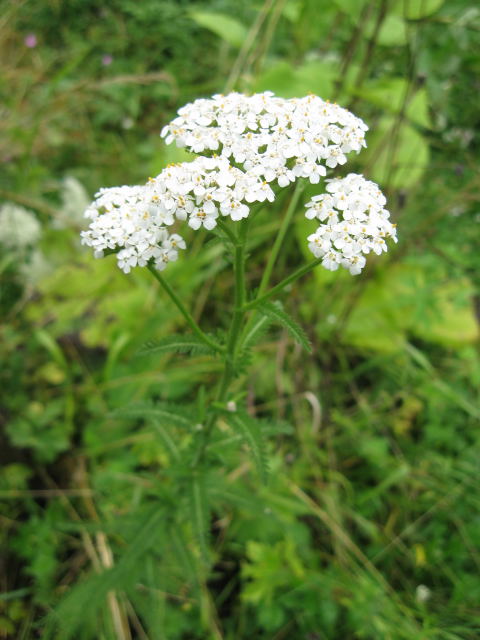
[225,411,269,484]
[257,301,312,352]
[111,402,194,429]
[170,528,201,586]
[242,314,273,349]
[152,419,180,461]
[137,334,216,357]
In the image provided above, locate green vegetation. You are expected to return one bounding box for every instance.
[1,1,479,638]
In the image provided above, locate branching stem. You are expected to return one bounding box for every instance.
[241,258,322,311]
[192,219,249,466]
[147,264,223,354]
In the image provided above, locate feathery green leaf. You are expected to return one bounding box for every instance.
[242,313,274,349]
[152,418,181,460]
[225,411,269,483]
[110,402,194,429]
[257,301,312,352]
[137,334,217,357]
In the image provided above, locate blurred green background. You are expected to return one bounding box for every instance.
[1,0,479,638]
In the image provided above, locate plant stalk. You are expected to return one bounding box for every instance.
[192,219,249,466]
[256,180,305,298]
[241,258,322,311]
[147,264,223,354]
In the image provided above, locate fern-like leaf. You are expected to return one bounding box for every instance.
[242,313,273,349]
[225,411,269,484]
[111,402,194,429]
[137,334,216,357]
[257,301,312,352]
[152,418,181,460]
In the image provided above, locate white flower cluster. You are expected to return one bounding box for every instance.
[82,92,396,277]
[0,203,41,248]
[161,91,368,187]
[146,155,274,230]
[81,185,186,274]
[81,157,274,273]
[305,174,397,275]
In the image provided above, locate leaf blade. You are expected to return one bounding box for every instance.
[225,411,269,484]
[257,301,312,352]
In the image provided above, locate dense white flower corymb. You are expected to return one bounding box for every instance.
[81,92,396,279]
[305,174,397,275]
[80,185,186,274]
[147,156,275,230]
[160,92,368,185]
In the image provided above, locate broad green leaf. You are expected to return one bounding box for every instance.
[376,14,408,46]
[225,411,269,483]
[392,0,445,19]
[354,78,431,128]
[189,11,248,49]
[362,116,430,188]
[137,334,216,357]
[332,0,369,19]
[258,301,312,352]
[253,60,336,100]
[338,263,479,353]
[412,279,479,347]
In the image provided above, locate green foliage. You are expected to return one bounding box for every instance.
[45,506,167,640]
[2,0,480,638]
[257,301,312,352]
[224,411,269,483]
[189,11,248,48]
[137,333,217,357]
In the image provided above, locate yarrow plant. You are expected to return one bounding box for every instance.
[81,91,397,481]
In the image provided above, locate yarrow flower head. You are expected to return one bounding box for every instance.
[160,91,368,186]
[81,91,396,276]
[305,173,397,275]
[80,185,186,274]
[146,155,274,230]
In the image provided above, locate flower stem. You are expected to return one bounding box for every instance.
[256,180,305,298]
[147,264,224,354]
[240,181,305,343]
[241,258,322,311]
[192,219,249,467]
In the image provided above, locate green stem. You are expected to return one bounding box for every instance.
[242,258,322,311]
[216,218,237,245]
[147,264,224,354]
[256,181,305,298]
[192,219,249,466]
[240,181,304,344]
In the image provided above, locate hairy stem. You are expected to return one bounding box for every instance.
[147,264,223,354]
